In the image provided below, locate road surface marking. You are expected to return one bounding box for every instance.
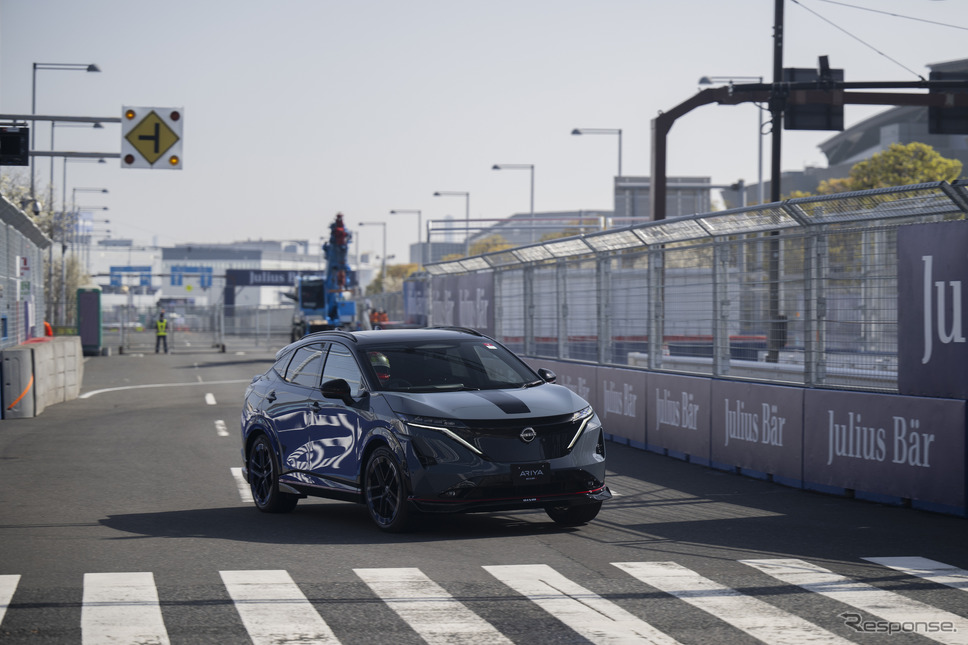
[864,557,968,592]
[0,575,20,628]
[355,567,511,645]
[614,561,850,645]
[484,563,681,645]
[80,379,249,399]
[742,558,968,645]
[215,419,229,437]
[220,570,339,645]
[231,467,253,502]
[82,572,170,645]
[205,393,217,405]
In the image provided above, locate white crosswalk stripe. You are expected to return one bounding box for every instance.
[220,569,339,645]
[0,575,20,629]
[614,561,852,645]
[355,567,512,644]
[742,558,968,645]
[81,572,170,645]
[484,563,682,645]
[864,556,968,592]
[0,558,965,644]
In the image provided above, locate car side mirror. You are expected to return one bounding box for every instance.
[321,378,354,404]
[537,368,557,383]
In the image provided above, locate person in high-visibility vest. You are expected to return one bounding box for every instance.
[155,310,169,354]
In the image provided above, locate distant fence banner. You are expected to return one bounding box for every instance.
[710,380,804,483]
[226,269,307,287]
[898,219,968,398]
[430,273,494,336]
[646,373,711,464]
[804,389,966,509]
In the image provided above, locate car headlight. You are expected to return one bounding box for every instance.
[399,414,483,456]
[566,406,597,450]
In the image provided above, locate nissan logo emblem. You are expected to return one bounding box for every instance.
[520,427,537,443]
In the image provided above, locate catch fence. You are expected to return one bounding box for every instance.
[420,182,968,392]
[102,304,296,354]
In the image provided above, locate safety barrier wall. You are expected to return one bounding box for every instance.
[526,358,965,516]
[2,336,83,419]
[421,182,968,516]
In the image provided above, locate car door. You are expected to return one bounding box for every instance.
[264,343,326,484]
[304,342,367,483]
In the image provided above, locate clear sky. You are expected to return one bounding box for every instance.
[2,0,967,265]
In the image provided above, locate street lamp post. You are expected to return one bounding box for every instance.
[359,221,387,294]
[571,128,622,177]
[492,164,535,243]
[433,191,470,256]
[52,122,103,216]
[61,187,108,326]
[31,62,100,200]
[698,75,765,205]
[389,209,423,266]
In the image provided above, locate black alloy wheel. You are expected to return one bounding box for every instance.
[364,446,412,532]
[545,500,602,526]
[249,435,298,513]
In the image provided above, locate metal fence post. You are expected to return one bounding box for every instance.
[597,256,611,365]
[648,249,663,370]
[713,238,730,376]
[557,262,567,359]
[523,266,534,356]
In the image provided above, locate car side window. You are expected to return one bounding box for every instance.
[321,344,364,398]
[285,344,325,388]
[271,349,293,377]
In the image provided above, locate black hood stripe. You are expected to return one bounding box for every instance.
[471,390,531,414]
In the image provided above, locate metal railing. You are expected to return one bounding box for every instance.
[421,182,968,392]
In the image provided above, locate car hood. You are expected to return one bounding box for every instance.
[380,383,589,420]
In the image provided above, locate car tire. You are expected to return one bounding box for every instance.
[364,446,413,532]
[545,501,602,527]
[248,435,298,513]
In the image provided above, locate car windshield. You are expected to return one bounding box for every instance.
[365,339,539,392]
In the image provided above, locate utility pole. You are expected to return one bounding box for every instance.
[766,0,785,363]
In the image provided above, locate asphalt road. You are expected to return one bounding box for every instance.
[0,334,966,644]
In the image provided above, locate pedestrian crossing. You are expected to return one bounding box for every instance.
[0,557,965,644]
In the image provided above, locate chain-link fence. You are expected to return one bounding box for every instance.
[102,303,296,354]
[422,182,968,393]
[0,196,50,349]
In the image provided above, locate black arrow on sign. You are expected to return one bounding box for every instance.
[139,123,160,153]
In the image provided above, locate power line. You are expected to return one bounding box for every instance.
[792,0,927,80]
[809,0,968,32]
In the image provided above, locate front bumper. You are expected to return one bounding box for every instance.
[403,421,609,514]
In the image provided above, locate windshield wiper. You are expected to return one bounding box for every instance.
[522,379,544,388]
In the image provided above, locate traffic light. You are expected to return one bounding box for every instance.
[928,71,968,135]
[0,126,30,166]
[783,66,844,131]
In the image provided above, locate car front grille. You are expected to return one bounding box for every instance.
[452,414,583,462]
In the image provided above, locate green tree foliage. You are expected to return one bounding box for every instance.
[816,142,962,194]
[469,234,512,256]
[540,227,584,242]
[365,263,420,296]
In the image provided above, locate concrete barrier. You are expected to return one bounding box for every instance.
[526,356,967,517]
[1,336,83,419]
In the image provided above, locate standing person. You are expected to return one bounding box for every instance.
[155,310,169,354]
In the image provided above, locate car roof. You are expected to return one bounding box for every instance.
[302,327,488,348]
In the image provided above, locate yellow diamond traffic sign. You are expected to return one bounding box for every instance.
[121,106,183,169]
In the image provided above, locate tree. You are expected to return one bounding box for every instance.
[469,234,512,256]
[816,142,962,194]
[365,263,420,296]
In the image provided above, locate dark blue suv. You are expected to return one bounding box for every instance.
[240,327,610,532]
